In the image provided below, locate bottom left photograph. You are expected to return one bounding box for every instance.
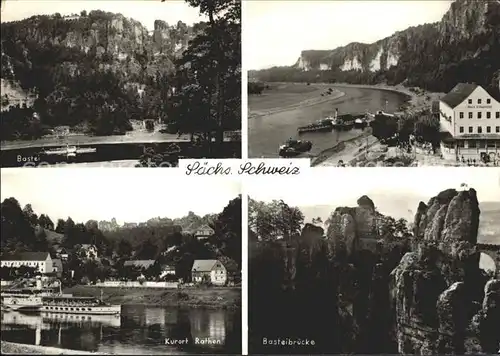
[0,169,242,355]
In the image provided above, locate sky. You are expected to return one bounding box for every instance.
[0,0,205,29]
[247,168,500,219]
[244,0,453,70]
[1,169,241,224]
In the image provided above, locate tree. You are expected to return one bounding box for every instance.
[55,219,65,233]
[38,214,54,230]
[169,0,241,145]
[1,197,37,255]
[249,198,304,241]
[22,204,38,226]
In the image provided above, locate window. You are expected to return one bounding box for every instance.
[457,141,465,148]
[468,99,472,104]
[478,127,483,133]
[478,99,482,104]
[487,98,491,104]
[459,112,464,119]
[496,126,500,133]
[469,140,477,148]
[459,126,464,133]
[469,126,473,133]
[487,141,495,148]
[469,112,473,119]
[479,141,486,148]
[478,112,482,119]
[487,112,491,119]
[487,126,491,133]
[497,112,500,119]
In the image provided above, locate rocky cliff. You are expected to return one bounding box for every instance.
[295,0,498,72]
[0,10,199,82]
[391,188,498,354]
[255,0,500,94]
[250,189,499,354]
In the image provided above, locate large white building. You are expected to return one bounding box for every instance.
[1,252,54,274]
[439,83,500,163]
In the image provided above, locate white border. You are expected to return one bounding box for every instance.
[241,0,248,354]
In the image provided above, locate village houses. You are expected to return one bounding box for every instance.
[1,252,54,274]
[78,244,98,259]
[194,224,215,240]
[191,259,231,286]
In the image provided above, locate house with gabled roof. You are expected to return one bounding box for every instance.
[191,259,230,286]
[123,260,156,270]
[439,83,500,163]
[194,224,215,240]
[1,252,53,274]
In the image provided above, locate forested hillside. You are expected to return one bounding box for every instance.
[250,0,500,98]
[1,0,241,143]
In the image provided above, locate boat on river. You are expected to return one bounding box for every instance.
[1,287,60,312]
[41,144,97,157]
[297,118,334,134]
[278,139,312,157]
[41,295,121,315]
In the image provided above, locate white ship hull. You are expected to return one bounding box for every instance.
[41,311,121,327]
[1,296,43,311]
[40,304,121,315]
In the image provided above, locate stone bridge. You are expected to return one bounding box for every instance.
[477,243,500,277]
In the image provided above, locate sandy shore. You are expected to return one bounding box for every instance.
[249,89,345,119]
[330,82,445,112]
[1,341,106,355]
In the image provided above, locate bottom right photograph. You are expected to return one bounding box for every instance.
[247,168,500,355]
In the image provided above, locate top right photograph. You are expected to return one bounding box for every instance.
[246,0,500,167]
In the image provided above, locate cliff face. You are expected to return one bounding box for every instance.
[0,11,199,81]
[251,189,498,354]
[272,0,500,93]
[391,188,498,354]
[295,0,498,74]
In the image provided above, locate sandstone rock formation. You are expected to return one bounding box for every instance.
[391,188,498,354]
[1,11,199,81]
[250,189,498,354]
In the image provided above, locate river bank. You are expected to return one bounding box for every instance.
[311,83,445,166]
[63,285,241,309]
[330,82,445,112]
[311,130,378,166]
[249,85,345,119]
[1,341,107,355]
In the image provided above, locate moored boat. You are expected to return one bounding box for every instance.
[41,144,97,156]
[278,139,313,157]
[1,287,59,312]
[41,295,121,315]
[297,118,334,134]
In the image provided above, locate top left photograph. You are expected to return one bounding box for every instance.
[0,0,241,167]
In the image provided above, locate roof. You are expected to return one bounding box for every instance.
[440,83,478,109]
[80,244,95,249]
[2,252,50,261]
[191,259,221,272]
[195,224,214,233]
[52,259,63,267]
[124,260,155,269]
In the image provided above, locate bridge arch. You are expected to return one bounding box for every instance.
[477,243,500,278]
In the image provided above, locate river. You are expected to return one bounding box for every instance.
[248,85,408,158]
[0,141,241,168]
[0,306,241,354]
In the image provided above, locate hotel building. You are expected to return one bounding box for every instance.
[439,83,500,163]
